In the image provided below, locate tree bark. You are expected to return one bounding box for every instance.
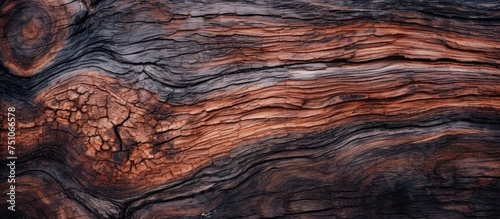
[1,0,499,218]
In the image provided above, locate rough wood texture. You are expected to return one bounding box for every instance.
[1,0,499,218]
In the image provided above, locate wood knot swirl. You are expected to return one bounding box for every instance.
[0,0,70,77]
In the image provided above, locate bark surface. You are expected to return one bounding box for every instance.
[1,0,500,218]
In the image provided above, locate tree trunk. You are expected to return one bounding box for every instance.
[1,0,499,218]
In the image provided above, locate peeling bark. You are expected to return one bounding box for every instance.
[1,0,500,218]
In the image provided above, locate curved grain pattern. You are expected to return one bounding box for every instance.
[1,0,499,218]
[0,0,87,76]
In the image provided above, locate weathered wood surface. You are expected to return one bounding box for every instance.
[1,0,499,218]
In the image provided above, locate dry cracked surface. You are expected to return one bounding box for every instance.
[1,0,500,218]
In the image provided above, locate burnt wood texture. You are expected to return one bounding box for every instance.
[1,0,500,218]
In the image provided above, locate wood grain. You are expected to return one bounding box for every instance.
[1,0,499,218]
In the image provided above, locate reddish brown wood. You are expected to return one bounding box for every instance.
[1,0,499,218]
